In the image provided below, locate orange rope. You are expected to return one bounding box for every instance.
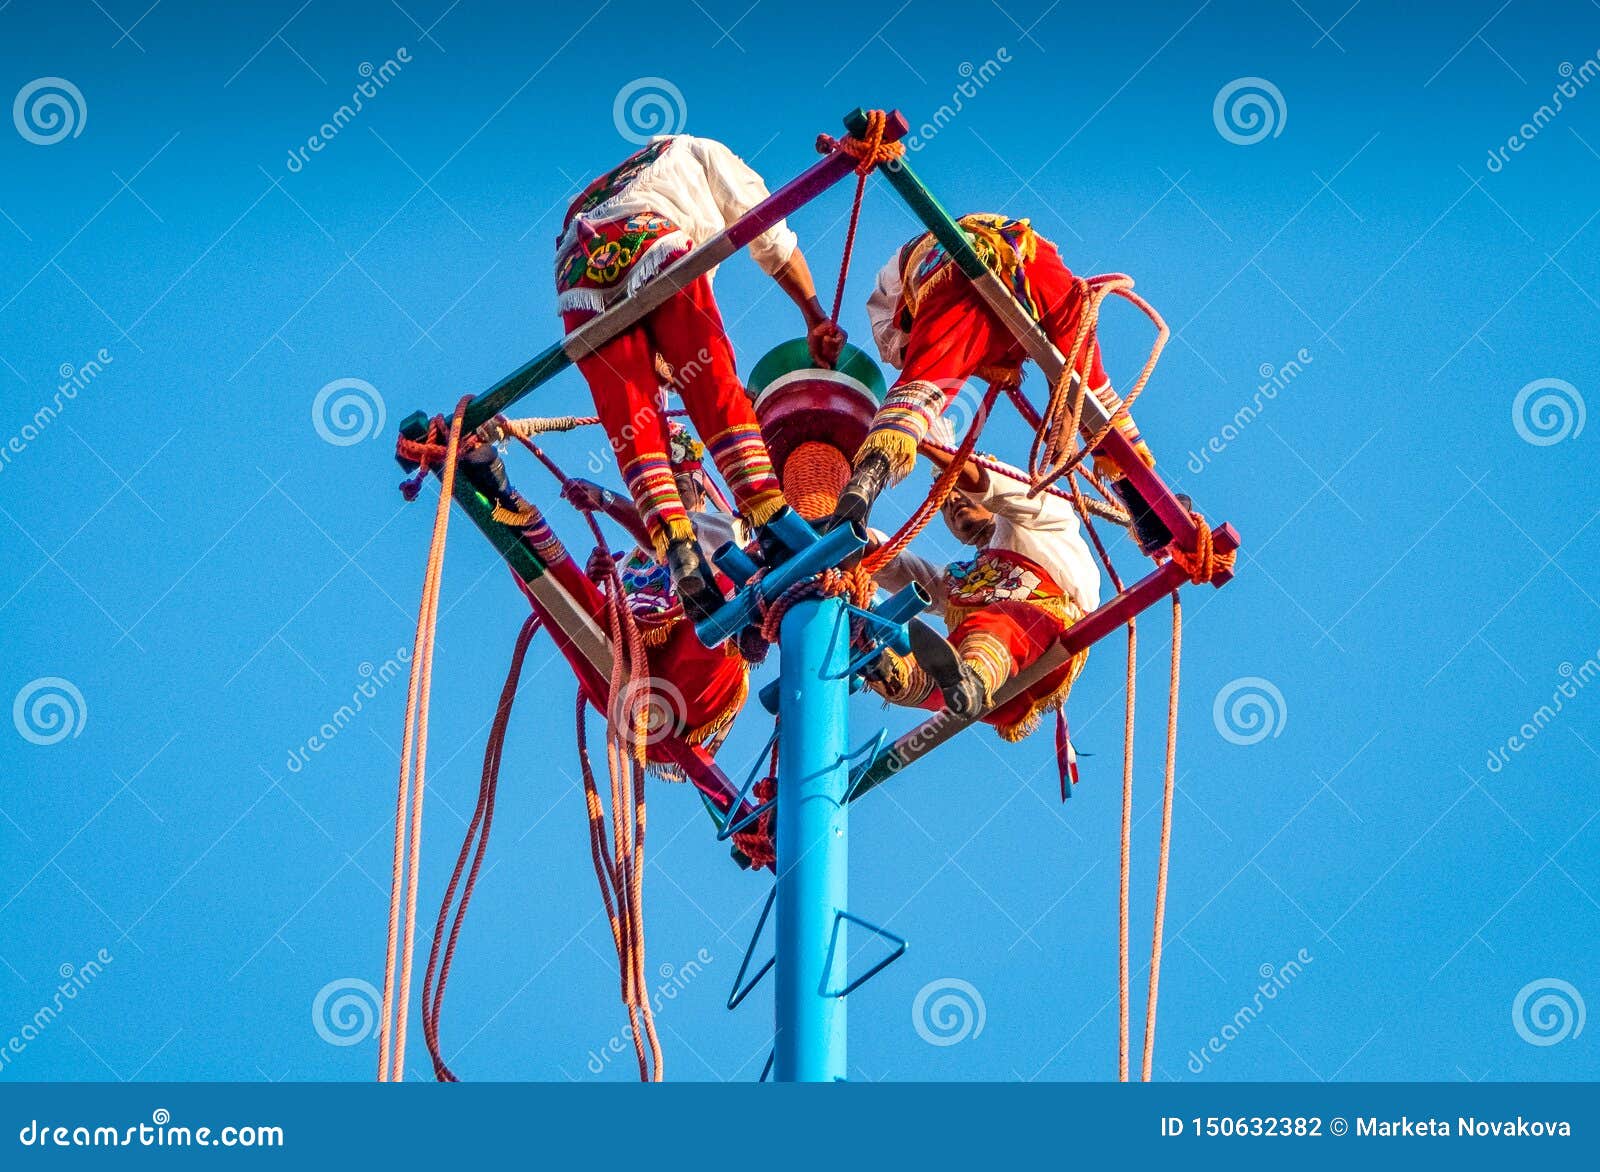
[514,428,663,1080]
[378,393,472,1082]
[1029,276,1170,494]
[1142,592,1183,1081]
[816,109,905,327]
[1169,513,1236,584]
[860,380,1004,577]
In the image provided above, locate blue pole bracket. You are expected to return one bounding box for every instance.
[821,911,908,999]
[727,886,778,1011]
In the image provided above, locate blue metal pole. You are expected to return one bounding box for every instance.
[774,595,851,1082]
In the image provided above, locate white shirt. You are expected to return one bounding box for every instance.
[872,461,1102,615]
[865,255,909,367]
[556,135,798,280]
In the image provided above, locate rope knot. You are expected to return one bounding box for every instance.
[1168,514,1235,585]
[815,109,904,175]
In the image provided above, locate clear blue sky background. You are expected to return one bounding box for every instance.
[2,0,1597,1083]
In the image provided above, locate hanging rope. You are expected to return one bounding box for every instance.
[378,393,472,1083]
[421,612,541,1081]
[816,109,906,327]
[510,428,665,1081]
[1028,276,1170,495]
[1142,592,1183,1082]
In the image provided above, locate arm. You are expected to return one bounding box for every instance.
[916,439,988,496]
[865,528,948,617]
[691,138,843,366]
[772,250,845,368]
[561,479,651,550]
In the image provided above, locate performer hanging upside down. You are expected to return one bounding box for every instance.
[555,134,846,619]
[526,425,753,769]
[834,213,1170,554]
[868,422,1099,730]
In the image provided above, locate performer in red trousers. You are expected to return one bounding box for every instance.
[511,426,752,772]
[834,213,1170,554]
[555,134,844,619]
[868,420,1099,726]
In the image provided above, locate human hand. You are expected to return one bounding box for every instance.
[807,319,847,370]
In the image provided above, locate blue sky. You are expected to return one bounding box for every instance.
[1,0,1597,1083]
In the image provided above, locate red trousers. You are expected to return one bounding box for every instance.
[563,276,784,552]
[863,239,1150,479]
[514,544,748,759]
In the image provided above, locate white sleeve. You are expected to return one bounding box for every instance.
[865,257,908,367]
[866,528,948,617]
[970,463,1079,534]
[690,137,798,276]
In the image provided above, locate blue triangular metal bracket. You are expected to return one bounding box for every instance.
[713,728,779,842]
[727,886,777,1010]
[821,910,908,998]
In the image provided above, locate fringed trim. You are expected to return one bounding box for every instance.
[553,229,691,317]
[958,629,1011,705]
[680,669,750,747]
[993,648,1089,743]
[637,619,675,648]
[556,287,609,315]
[944,594,1081,633]
[743,491,789,529]
[976,363,1024,389]
[622,232,691,296]
[651,515,695,558]
[865,647,936,707]
[858,428,920,483]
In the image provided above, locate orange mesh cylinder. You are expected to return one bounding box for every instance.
[782,441,852,520]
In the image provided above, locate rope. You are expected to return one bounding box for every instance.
[1142,592,1183,1081]
[421,612,540,1081]
[815,109,906,327]
[378,393,472,1083]
[1028,276,1170,495]
[507,424,664,1081]
[1169,513,1236,585]
[860,380,1004,577]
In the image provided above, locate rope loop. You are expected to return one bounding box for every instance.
[815,108,905,175]
[1168,513,1236,585]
